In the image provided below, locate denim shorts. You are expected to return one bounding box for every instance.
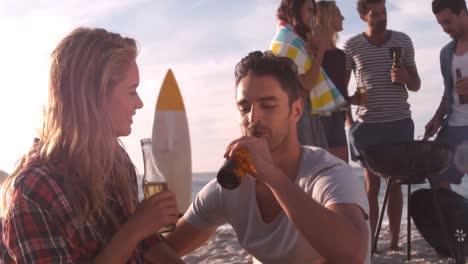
[431,125,468,185]
[348,118,415,167]
[320,111,347,148]
[297,98,328,149]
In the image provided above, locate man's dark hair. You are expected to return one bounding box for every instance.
[357,0,385,15]
[277,0,316,41]
[432,0,467,15]
[235,51,301,106]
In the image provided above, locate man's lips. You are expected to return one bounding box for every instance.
[246,125,270,138]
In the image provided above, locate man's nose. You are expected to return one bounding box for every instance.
[248,106,261,123]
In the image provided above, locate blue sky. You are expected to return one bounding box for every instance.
[0,0,453,173]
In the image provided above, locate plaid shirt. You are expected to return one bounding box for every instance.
[0,160,157,263]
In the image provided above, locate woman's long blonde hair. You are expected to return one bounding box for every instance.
[311,1,341,49]
[1,27,139,233]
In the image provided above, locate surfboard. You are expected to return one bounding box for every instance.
[152,69,192,213]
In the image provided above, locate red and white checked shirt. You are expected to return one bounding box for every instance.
[0,160,157,263]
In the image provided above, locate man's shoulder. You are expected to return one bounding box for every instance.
[389,30,413,43]
[343,33,365,47]
[441,40,456,55]
[300,147,349,177]
[343,33,367,48]
[301,146,344,163]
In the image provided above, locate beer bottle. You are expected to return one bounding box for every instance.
[140,138,175,233]
[217,149,255,190]
[391,51,402,85]
[356,70,366,106]
[456,68,468,104]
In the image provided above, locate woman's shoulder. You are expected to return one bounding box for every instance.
[324,48,345,58]
[12,161,66,212]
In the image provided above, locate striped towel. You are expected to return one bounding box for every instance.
[269,21,347,114]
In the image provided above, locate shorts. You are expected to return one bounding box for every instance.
[320,111,347,148]
[297,97,328,149]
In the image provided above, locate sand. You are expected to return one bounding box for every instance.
[183,224,456,264]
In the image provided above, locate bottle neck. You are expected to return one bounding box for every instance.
[141,143,166,183]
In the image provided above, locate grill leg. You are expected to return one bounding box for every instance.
[372,177,393,257]
[407,182,411,261]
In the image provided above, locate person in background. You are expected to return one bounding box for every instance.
[343,0,421,251]
[145,51,371,263]
[313,0,366,162]
[426,0,468,188]
[0,27,181,263]
[271,0,330,149]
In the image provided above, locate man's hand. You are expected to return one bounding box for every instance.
[349,90,368,106]
[391,59,409,85]
[456,77,468,95]
[224,136,282,186]
[424,116,442,140]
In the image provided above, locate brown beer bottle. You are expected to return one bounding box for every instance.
[392,51,402,85]
[456,68,468,104]
[140,138,175,233]
[217,149,255,190]
[356,70,367,106]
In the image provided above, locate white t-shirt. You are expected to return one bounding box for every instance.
[450,53,468,126]
[184,147,370,264]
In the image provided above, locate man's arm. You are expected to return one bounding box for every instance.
[405,65,421,92]
[144,218,217,263]
[424,97,448,139]
[267,173,369,264]
[391,63,421,92]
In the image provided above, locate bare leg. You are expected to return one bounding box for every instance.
[387,182,403,250]
[328,146,349,163]
[364,168,380,240]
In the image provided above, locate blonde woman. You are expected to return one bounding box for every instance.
[313,0,359,161]
[0,28,180,263]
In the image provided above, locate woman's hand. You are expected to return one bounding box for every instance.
[126,191,179,242]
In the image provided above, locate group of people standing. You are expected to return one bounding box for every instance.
[0,0,467,263]
[274,0,468,254]
[272,0,419,251]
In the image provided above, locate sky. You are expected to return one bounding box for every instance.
[0,0,453,174]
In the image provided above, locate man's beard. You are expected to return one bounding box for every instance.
[373,20,387,32]
[245,123,270,138]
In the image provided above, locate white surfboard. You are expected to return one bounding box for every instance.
[152,69,192,213]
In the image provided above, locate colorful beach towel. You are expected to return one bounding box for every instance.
[269,21,347,114]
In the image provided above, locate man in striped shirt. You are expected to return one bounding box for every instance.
[343,0,421,251]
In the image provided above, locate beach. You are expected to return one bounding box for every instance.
[183,224,454,264]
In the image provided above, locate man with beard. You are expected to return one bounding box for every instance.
[145,51,370,263]
[425,0,468,188]
[342,0,421,251]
